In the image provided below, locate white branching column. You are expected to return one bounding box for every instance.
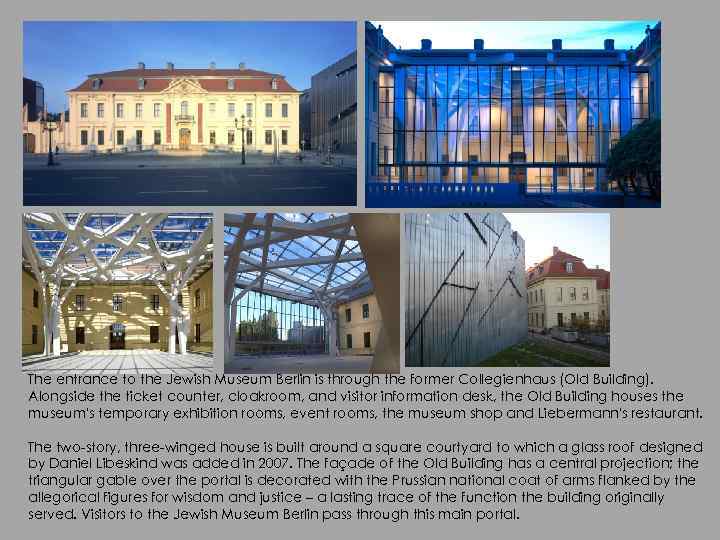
[315,295,338,357]
[224,213,256,363]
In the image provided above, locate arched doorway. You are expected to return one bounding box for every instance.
[109,323,126,349]
[179,128,191,150]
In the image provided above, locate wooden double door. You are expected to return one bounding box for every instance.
[179,129,191,150]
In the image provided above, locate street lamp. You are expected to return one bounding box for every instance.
[234,114,252,165]
[40,115,58,167]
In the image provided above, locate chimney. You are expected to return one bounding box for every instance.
[137,62,145,70]
[209,61,216,70]
[420,38,432,51]
[474,38,484,51]
[166,62,174,70]
[596,265,600,269]
[553,246,559,255]
[238,62,246,70]
[552,39,562,51]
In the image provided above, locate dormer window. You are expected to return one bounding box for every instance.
[227,79,235,90]
[91,78,101,90]
[565,261,574,273]
[271,78,278,90]
[138,78,146,90]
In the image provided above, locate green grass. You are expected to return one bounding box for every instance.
[477,339,610,367]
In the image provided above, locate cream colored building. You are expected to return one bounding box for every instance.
[22,267,212,355]
[65,63,300,153]
[337,293,382,355]
[526,247,610,331]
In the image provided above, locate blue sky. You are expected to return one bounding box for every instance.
[505,213,610,270]
[23,21,356,113]
[374,20,657,52]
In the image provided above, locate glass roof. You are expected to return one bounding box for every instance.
[24,212,212,282]
[225,213,369,300]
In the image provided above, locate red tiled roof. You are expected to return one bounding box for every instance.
[588,268,610,289]
[68,68,299,93]
[526,248,609,286]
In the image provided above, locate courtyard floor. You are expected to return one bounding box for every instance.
[22,349,214,374]
[225,353,374,374]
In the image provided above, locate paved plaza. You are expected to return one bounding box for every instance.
[22,349,214,375]
[225,354,374,374]
[23,151,357,206]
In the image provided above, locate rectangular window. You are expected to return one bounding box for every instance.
[195,323,201,343]
[153,103,161,118]
[265,130,272,145]
[150,326,159,343]
[540,289,544,303]
[246,130,253,145]
[117,130,124,146]
[209,102,216,116]
[75,295,85,312]
[135,130,143,146]
[228,103,235,117]
[112,294,123,312]
[116,103,124,118]
[177,294,183,307]
[75,326,85,345]
[282,103,288,118]
[97,130,104,146]
[346,334,353,349]
[194,289,201,308]
[281,129,288,145]
[569,287,576,301]
[582,287,589,301]
[362,303,369,319]
[246,102,253,118]
[32,324,38,344]
[80,103,88,118]
[33,289,38,308]
[557,313,564,327]
[97,103,104,118]
[154,130,161,145]
[228,131,235,145]
[265,103,272,117]
[556,288,562,303]
[584,312,590,321]
[80,130,88,146]
[363,332,371,348]
[135,103,142,119]
[345,308,351,322]
[209,131,216,144]
[150,294,160,310]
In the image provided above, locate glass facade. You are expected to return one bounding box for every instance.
[377,63,641,193]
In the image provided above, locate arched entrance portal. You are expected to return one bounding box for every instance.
[109,323,126,350]
[179,129,191,150]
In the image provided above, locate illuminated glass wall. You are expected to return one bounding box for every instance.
[378,64,641,193]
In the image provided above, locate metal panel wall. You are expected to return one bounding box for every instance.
[405,213,527,366]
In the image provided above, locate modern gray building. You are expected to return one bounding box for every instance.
[299,89,312,150]
[405,213,527,366]
[310,51,357,154]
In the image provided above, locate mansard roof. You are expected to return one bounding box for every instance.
[69,67,299,93]
[526,248,609,286]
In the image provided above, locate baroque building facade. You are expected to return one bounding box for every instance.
[526,247,610,331]
[65,63,300,153]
